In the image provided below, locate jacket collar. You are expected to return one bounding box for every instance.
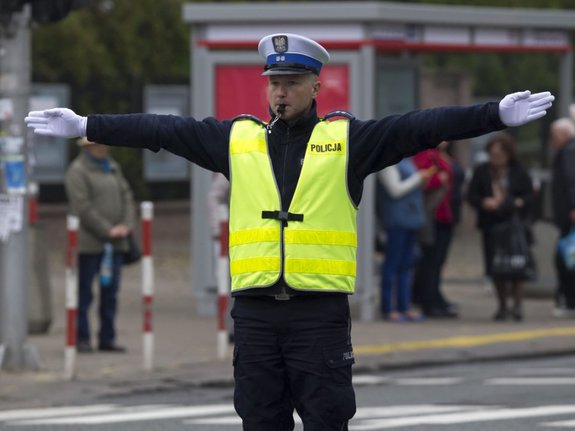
[81,151,115,173]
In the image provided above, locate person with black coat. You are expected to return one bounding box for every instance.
[467,132,535,321]
[549,118,575,316]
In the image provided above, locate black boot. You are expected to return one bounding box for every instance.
[511,304,523,322]
[493,307,507,321]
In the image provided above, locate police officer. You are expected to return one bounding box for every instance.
[26,33,553,431]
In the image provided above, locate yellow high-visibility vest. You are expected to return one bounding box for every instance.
[228,117,357,293]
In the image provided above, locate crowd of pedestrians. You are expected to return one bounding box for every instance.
[376,118,575,324]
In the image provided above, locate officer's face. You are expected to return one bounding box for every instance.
[267,74,320,122]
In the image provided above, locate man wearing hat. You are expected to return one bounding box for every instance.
[65,138,135,353]
[27,33,553,430]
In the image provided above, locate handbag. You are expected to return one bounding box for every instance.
[490,214,536,281]
[122,232,142,265]
[558,228,575,270]
[418,185,447,246]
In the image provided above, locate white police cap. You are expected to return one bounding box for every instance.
[258,33,330,76]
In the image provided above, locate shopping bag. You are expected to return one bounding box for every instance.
[558,228,575,270]
[418,185,447,246]
[122,232,142,265]
[490,215,537,281]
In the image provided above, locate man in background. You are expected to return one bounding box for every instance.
[549,118,575,317]
[65,138,135,352]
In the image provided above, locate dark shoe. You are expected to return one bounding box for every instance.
[444,302,460,314]
[98,343,127,353]
[384,311,408,323]
[511,306,523,322]
[424,307,458,319]
[493,308,507,321]
[77,341,93,353]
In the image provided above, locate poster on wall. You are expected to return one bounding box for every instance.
[215,64,349,119]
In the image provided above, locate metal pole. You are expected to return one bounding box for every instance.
[356,44,376,322]
[559,49,573,119]
[0,5,39,371]
[190,26,218,317]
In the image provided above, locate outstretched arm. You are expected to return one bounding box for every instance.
[350,90,554,180]
[25,108,231,176]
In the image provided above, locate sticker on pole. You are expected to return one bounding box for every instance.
[1,137,26,194]
[0,194,23,243]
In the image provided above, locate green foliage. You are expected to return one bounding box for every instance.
[32,0,189,114]
[32,0,190,199]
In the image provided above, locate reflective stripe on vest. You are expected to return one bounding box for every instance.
[228,118,357,293]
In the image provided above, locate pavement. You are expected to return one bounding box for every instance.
[1,201,575,409]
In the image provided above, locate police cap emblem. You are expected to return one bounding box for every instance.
[272,35,288,53]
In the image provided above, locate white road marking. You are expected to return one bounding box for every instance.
[352,375,391,385]
[0,405,116,421]
[349,405,575,430]
[486,378,575,385]
[542,419,575,428]
[516,368,575,376]
[394,377,463,386]
[12,404,236,425]
[184,405,488,427]
[184,415,244,426]
[5,403,575,429]
[352,405,490,418]
[353,374,462,386]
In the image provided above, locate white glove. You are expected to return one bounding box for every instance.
[24,108,87,138]
[498,90,554,127]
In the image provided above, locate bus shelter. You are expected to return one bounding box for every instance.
[182,1,575,320]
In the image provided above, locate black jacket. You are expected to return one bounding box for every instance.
[467,161,534,231]
[552,139,575,234]
[87,100,505,296]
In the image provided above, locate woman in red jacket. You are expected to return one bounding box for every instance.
[412,143,459,318]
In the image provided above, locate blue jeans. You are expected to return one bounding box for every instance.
[77,252,124,346]
[381,228,418,314]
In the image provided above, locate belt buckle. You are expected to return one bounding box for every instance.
[273,292,292,301]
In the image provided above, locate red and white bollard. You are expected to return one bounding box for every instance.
[217,204,230,360]
[65,215,79,380]
[28,182,39,226]
[141,201,154,371]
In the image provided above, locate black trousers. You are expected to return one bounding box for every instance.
[555,245,575,308]
[231,294,356,431]
[412,222,454,312]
